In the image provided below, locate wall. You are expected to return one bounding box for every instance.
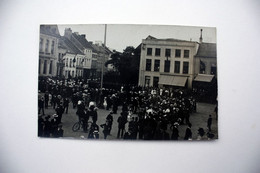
[139,39,198,88]
[39,33,59,77]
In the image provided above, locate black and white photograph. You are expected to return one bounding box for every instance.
[2,0,260,172]
[38,24,218,141]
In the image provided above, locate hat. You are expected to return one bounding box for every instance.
[89,102,95,106]
[198,128,204,134]
[53,114,58,118]
[174,122,179,126]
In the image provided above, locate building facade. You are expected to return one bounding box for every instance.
[194,43,217,77]
[138,36,199,89]
[39,25,60,77]
[193,42,217,102]
[57,37,85,79]
[91,42,111,81]
[64,28,96,80]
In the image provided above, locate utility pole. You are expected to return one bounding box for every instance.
[100,24,107,89]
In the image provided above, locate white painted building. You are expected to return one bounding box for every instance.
[39,25,60,77]
[138,36,199,89]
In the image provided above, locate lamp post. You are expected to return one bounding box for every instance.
[100,24,107,89]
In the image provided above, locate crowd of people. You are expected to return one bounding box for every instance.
[38,77,216,140]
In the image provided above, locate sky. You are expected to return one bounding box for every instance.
[58,24,216,52]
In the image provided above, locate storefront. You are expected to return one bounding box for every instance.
[158,75,188,89]
[192,74,217,103]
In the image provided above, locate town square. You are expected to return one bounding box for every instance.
[38,24,218,140]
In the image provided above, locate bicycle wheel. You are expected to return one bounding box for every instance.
[72,122,80,132]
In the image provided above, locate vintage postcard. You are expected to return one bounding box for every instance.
[38,24,217,140]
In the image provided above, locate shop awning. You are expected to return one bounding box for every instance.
[194,74,214,82]
[159,75,187,87]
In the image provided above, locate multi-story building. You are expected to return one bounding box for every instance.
[58,37,86,78]
[39,25,60,77]
[193,41,217,102]
[64,28,95,80]
[91,42,111,81]
[194,42,217,78]
[138,36,199,89]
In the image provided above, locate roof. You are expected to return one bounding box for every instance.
[195,43,217,58]
[145,35,197,43]
[40,25,60,38]
[59,37,84,55]
[91,44,102,54]
[91,43,112,55]
[72,33,93,50]
[194,74,214,82]
[146,35,157,40]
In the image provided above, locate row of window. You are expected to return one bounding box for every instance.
[64,70,83,78]
[65,57,91,67]
[146,48,190,58]
[58,53,65,61]
[144,76,159,87]
[40,38,55,54]
[85,49,92,54]
[146,59,189,74]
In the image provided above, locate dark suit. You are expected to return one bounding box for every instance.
[171,127,179,140]
[184,127,192,140]
[53,128,64,138]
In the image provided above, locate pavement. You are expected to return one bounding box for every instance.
[40,101,218,141]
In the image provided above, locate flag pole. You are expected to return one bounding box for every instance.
[100,24,107,89]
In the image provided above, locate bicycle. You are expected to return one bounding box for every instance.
[72,119,93,132]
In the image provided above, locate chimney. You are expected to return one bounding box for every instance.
[81,34,86,38]
[199,29,203,43]
[64,28,72,39]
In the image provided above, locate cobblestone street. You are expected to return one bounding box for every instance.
[41,101,217,141]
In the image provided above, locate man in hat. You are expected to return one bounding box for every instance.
[197,128,205,140]
[87,102,98,124]
[63,97,69,114]
[55,103,64,124]
[43,115,52,137]
[38,96,45,115]
[117,112,127,139]
[100,120,111,139]
[184,123,192,140]
[207,115,212,132]
[112,94,119,114]
[88,122,99,139]
[171,122,179,140]
[38,114,45,137]
[53,123,64,138]
[106,111,113,135]
[44,91,49,109]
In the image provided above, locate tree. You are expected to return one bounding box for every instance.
[105,51,121,71]
[105,46,140,85]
